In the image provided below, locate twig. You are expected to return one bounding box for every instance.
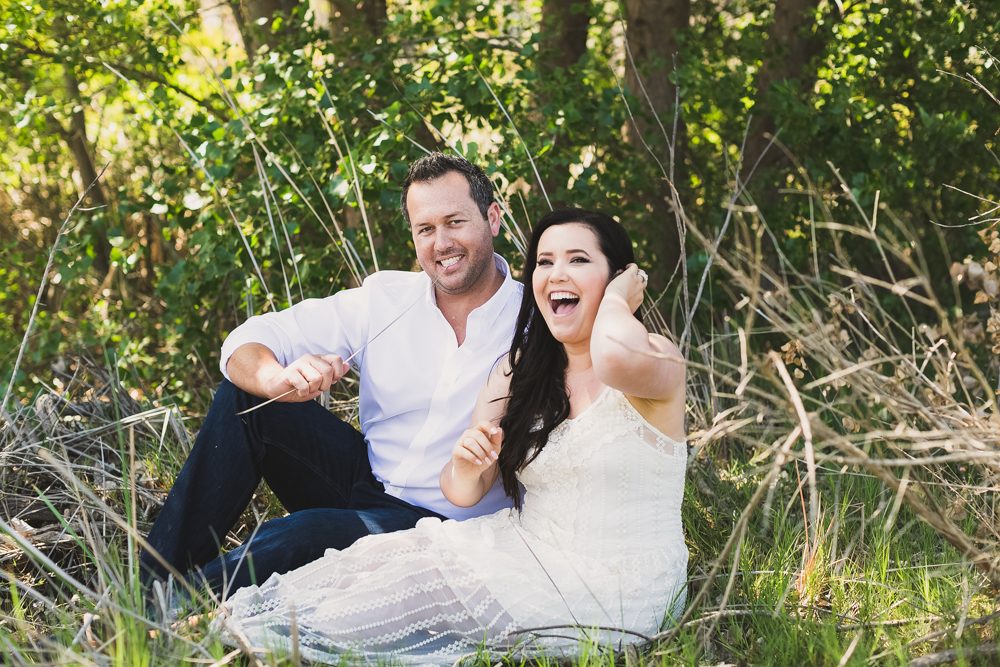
[508,624,651,643]
[770,352,820,561]
[868,611,1000,663]
[908,642,1000,667]
[812,422,1000,587]
[462,46,551,211]
[103,63,277,309]
[234,280,434,415]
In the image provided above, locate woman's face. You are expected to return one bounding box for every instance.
[532,222,611,346]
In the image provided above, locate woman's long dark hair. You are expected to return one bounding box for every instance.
[498,208,636,509]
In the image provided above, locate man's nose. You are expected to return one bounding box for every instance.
[434,229,456,252]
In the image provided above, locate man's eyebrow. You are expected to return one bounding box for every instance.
[411,211,465,226]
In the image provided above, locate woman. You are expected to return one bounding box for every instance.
[221,209,688,663]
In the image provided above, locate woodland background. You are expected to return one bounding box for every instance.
[2,0,996,404]
[2,1,1000,665]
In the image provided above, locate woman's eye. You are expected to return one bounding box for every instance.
[537,259,552,266]
[570,257,590,263]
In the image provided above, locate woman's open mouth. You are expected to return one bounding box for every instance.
[549,291,580,316]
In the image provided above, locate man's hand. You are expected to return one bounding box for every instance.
[262,354,351,402]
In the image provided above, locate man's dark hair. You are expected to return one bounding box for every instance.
[400,152,495,223]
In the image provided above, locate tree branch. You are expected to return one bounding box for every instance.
[5,42,229,120]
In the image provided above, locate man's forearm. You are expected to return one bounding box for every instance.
[226,343,284,398]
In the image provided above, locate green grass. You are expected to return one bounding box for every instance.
[0,389,995,666]
[672,464,994,665]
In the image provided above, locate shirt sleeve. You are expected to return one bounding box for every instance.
[219,284,371,379]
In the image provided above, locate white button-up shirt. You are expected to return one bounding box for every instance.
[220,254,522,519]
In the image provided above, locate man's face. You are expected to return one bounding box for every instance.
[406,171,501,296]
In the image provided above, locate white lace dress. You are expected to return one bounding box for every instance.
[221,389,688,664]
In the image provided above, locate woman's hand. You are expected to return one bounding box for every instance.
[593,261,684,410]
[604,263,647,314]
[440,357,511,508]
[450,422,503,478]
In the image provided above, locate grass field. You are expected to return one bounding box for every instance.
[2,178,999,666]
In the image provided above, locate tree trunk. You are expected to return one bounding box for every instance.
[327,0,386,44]
[140,211,165,290]
[534,0,593,200]
[623,0,688,166]
[239,0,301,53]
[226,0,255,62]
[62,69,112,277]
[742,0,828,176]
[538,0,592,81]
[326,0,441,152]
[622,0,690,284]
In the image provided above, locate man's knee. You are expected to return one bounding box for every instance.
[211,378,252,410]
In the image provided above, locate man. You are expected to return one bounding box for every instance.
[140,153,522,596]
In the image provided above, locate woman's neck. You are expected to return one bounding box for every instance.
[562,341,605,417]
[563,340,592,374]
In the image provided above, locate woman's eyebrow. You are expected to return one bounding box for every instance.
[537,249,592,256]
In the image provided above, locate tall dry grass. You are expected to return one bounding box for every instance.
[2,167,999,664]
[1,30,998,665]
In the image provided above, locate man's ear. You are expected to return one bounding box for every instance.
[487,202,502,237]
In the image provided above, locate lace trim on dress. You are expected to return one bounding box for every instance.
[615,394,688,459]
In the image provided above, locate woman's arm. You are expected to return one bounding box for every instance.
[440,356,512,507]
[591,264,686,403]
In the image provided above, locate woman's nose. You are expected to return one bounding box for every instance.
[549,261,569,282]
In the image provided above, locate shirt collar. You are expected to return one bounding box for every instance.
[477,253,519,321]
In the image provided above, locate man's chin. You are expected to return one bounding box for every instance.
[433,277,467,295]
[430,260,488,296]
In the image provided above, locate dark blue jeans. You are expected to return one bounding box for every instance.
[140,380,443,596]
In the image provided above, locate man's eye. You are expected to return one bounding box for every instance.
[419,227,433,235]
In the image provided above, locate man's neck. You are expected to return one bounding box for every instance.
[435,265,505,346]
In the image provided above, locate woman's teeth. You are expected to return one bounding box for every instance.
[549,292,580,314]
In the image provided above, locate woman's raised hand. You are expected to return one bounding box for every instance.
[450,422,503,476]
[604,263,647,313]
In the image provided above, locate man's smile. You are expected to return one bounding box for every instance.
[438,255,464,271]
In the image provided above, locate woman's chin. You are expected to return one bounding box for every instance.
[548,325,588,346]
[541,310,593,345]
